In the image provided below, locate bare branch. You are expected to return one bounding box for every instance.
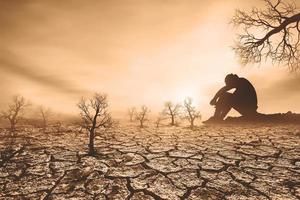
[39,106,51,133]
[162,101,181,126]
[182,97,201,128]
[0,95,28,133]
[232,0,300,71]
[77,93,112,155]
[128,107,136,122]
[135,105,150,128]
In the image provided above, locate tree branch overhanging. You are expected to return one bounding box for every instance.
[232,0,300,71]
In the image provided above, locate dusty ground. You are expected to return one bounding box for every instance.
[0,124,300,200]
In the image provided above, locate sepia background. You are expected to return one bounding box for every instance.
[0,0,299,119]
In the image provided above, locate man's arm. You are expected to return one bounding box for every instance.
[210,85,233,105]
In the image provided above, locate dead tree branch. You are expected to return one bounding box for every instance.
[163,101,181,126]
[135,105,150,128]
[0,95,28,133]
[232,0,300,71]
[182,97,201,128]
[77,93,112,155]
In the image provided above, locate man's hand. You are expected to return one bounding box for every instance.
[210,98,217,106]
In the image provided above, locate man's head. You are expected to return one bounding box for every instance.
[225,74,239,87]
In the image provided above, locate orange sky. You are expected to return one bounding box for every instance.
[0,0,300,119]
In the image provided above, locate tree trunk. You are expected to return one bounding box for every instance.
[89,128,95,155]
[10,122,15,133]
[130,115,133,122]
[42,119,46,133]
[171,115,175,125]
[140,120,143,128]
[190,119,194,129]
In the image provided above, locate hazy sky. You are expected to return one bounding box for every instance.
[1,0,300,118]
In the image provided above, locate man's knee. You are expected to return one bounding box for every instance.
[217,92,233,105]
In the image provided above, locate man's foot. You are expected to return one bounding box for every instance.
[202,116,223,124]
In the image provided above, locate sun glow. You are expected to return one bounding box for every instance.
[173,88,195,102]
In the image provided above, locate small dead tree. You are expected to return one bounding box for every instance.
[55,121,62,133]
[128,107,136,122]
[135,105,150,128]
[232,0,300,71]
[39,106,51,133]
[0,95,28,133]
[77,93,112,155]
[155,114,164,128]
[163,101,181,126]
[182,97,201,128]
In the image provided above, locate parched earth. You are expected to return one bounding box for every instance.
[0,124,300,200]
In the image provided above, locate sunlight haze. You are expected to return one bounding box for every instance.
[0,0,299,119]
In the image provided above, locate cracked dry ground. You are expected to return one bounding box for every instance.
[1,125,300,200]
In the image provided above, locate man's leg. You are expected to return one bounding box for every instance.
[214,92,233,120]
[233,104,258,117]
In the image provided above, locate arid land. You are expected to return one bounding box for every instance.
[0,124,300,200]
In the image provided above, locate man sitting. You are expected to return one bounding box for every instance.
[206,74,258,122]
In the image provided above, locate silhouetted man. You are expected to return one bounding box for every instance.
[207,74,258,122]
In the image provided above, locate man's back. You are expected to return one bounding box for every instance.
[234,77,258,108]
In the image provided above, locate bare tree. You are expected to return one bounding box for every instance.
[128,107,136,122]
[0,95,28,133]
[135,105,150,128]
[39,106,51,133]
[77,93,112,155]
[55,121,62,134]
[155,114,164,128]
[163,101,181,126]
[182,97,201,128]
[232,0,300,71]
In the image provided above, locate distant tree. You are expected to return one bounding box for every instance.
[55,121,62,133]
[163,101,181,126]
[72,118,84,134]
[0,95,28,133]
[128,107,136,122]
[232,0,300,71]
[135,105,150,128]
[155,114,164,128]
[39,106,51,133]
[182,97,201,128]
[77,93,112,155]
